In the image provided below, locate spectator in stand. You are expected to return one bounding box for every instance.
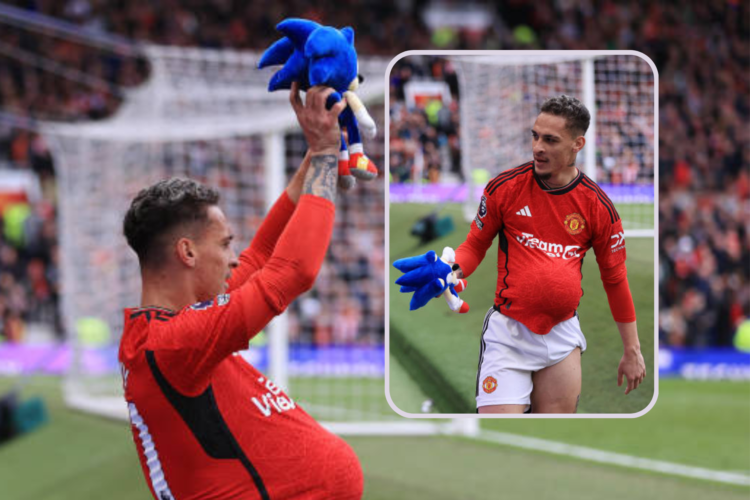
[389,57,461,184]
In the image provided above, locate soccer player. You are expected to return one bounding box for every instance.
[119,84,363,499]
[454,95,647,414]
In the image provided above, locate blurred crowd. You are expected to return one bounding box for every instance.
[389,56,654,186]
[387,0,747,348]
[0,0,747,347]
[282,133,385,347]
[389,57,462,184]
[0,134,59,341]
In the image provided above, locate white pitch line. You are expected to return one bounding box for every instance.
[475,430,750,487]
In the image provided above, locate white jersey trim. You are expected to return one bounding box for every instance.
[128,402,175,500]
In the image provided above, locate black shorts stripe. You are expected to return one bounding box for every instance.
[488,165,534,196]
[580,177,617,224]
[486,162,533,194]
[146,351,270,500]
[581,176,620,222]
[475,307,496,398]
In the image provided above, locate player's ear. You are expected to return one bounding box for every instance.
[573,135,585,154]
[176,237,198,268]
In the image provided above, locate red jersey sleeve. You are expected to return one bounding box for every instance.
[455,187,503,278]
[226,191,296,292]
[589,189,635,322]
[590,192,627,271]
[600,262,637,322]
[147,194,334,395]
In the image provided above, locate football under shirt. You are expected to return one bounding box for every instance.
[119,192,363,500]
[455,162,627,334]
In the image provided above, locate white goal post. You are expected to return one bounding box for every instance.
[452,53,655,239]
[42,45,476,437]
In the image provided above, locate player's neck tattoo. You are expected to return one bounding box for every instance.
[303,154,338,202]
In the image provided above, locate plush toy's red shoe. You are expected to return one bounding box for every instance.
[338,149,355,190]
[349,152,378,180]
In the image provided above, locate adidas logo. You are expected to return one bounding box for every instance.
[516,205,532,217]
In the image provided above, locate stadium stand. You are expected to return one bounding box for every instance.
[0,0,747,349]
[389,56,462,184]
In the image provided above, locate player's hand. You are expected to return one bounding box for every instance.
[617,348,646,394]
[290,82,345,156]
[439,247,469,313]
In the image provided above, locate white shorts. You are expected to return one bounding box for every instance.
[475,307,587,409]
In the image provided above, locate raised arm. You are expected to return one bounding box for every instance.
[153,85,346,394]
[226,151,315,291]
[226,78,347,290]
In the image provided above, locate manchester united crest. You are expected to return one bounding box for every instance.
[564,213,586,235]
[482,376,497,394]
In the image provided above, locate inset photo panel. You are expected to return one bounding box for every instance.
[386,51,657,417]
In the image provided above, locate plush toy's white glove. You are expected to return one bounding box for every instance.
[344,91,377,139]
[440,247,470,314]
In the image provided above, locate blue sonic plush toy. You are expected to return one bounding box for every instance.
[258,18,378,190]
[394,247,470,313]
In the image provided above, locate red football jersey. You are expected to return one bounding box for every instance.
[119,193,363,500]
[455,162,627,334]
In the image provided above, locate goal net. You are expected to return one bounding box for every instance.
[452,53,655,238]
[43,45,471,436]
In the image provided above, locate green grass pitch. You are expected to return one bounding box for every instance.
[1,200,746,499]
[617,202,655,230]
[0,376,746,499]
[389,202,655,414]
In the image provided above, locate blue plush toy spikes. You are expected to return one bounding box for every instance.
[277,18,318,47]
[258,18,356,94]
[257,37,295,68]
[258,19,319,91]
[393,251,453,311]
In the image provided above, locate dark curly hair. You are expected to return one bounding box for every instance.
[123,178,220,269]
[540,95,590,137]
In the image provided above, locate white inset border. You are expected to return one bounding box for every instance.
[384,50,660,420]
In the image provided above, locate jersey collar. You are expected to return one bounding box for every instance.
[533,167,583,195]
[127,305,177,314]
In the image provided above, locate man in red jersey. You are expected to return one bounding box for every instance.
[119,83,363,499]
[450,95,647,414]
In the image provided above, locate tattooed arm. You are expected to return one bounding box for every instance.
[217,84,343,330]
[286,82,344,203]
[229,83,342,309]
[285,82,343,203]
[302,153,338,202]
[228,148,335,287]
